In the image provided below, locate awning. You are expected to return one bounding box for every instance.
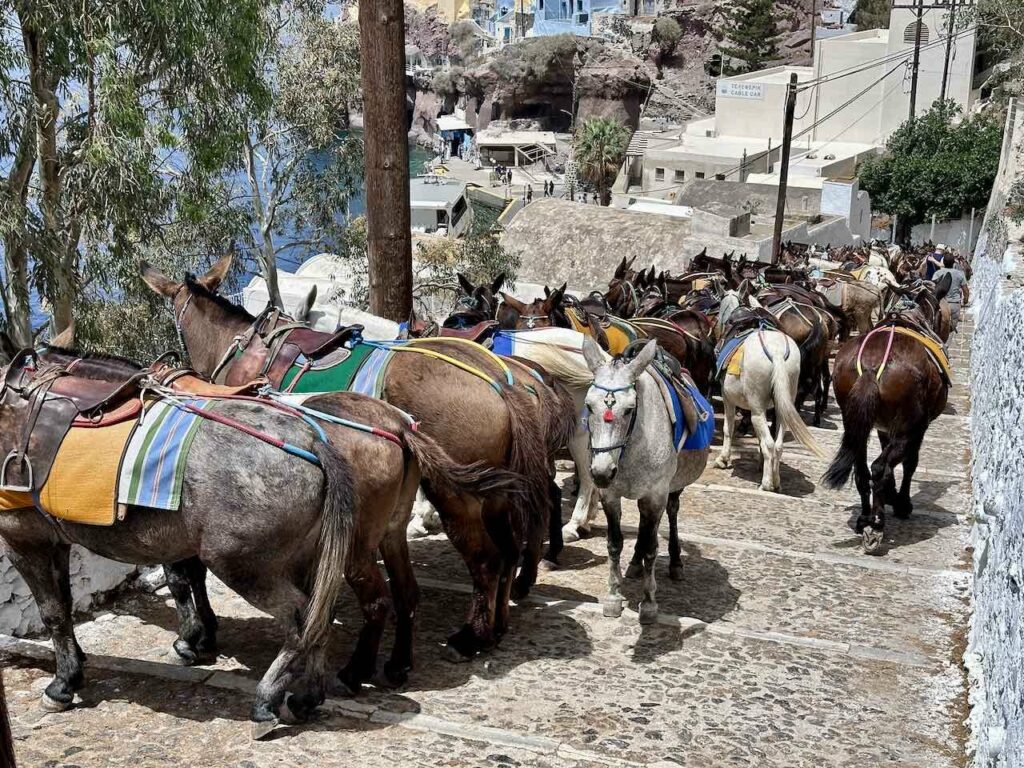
[437,114,472,132]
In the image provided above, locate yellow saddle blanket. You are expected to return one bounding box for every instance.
[566,309,642,356]
[0,418,137,525]
[726,345,745,376]
[857,325,952,381]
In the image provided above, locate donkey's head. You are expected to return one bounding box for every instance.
[454,273,504,320]
[582,337,656,488]
[499,283,566,330]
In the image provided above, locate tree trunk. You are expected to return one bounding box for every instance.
[243,133,284,309]
[1,110,37,346]
[359,0,412,322]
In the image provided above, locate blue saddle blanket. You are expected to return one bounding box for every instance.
[714,333,748,375]
[652,369,714,451]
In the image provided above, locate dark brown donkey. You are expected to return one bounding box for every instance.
[822,285,952,554]
[141,258,551,661]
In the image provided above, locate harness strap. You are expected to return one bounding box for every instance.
[757,330,791,362]
[267,397,405,447]
[366,339,512,394]
[856,324,898,381]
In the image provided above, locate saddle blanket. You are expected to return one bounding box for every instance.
[491,327,588,358]
[279,342,378,395]
[651,369,714,451]
[117,398,212,514]
[894,327,951,379]
[715,332,753,377]
[566,309,640,355]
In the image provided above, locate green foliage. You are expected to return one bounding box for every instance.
[974,0,1024,102]
[859,101,1004,232]
[719,0,782,75]
[852,0,891,31]
[574,117,630,206]
[487,35,578,85]
[653,17,683,53]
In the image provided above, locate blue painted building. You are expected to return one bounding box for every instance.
[531,0,622,37]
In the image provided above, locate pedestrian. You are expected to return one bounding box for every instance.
[925,244,945,280]
[932,252,968,333]
[506,168,513,186]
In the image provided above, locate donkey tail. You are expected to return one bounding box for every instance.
[302,441,355,651]
[770,346,828,459]
[402,427,526,498]
[822,374,879,488]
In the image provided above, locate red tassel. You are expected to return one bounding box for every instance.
[603,409,615,423]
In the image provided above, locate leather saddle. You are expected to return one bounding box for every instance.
[620,341,701,438]
[440,319,498,343]
[0,350,145,493]
[224,308,365,388]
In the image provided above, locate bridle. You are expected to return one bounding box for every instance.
[171,285,194,355]
[587,381,637,459]
[520,313,549,330]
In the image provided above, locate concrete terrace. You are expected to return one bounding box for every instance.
[1,323,974,767]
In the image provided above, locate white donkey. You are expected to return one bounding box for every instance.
[531,337,709,623]
[715,292,827,491]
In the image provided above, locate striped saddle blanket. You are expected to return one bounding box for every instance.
[0,398,215,525]
[279,342,393,397]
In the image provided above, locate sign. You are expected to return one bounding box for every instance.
[717,81,765,100]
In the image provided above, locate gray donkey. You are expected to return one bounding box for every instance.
[532,337,709,624]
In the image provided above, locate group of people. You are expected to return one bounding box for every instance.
[523,180,558,203]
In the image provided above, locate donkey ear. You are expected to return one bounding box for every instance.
[544,283,566,311]
[49,322,76,349]
[139,260,182,298]
[543,286,551,298]
[614,257,627,280]
[297,284,317,322]
[197,253,234,292]
[490,273,506,294]
[582,336,605,374]
[626,255,638,270]
[499,292,527,314]
[457,273,475,296]
[625,339,657,378]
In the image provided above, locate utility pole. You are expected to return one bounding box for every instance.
[939,0,957,102]
[771,73,798,266]
[359,0,413,321]
[809,0,817,65]
[908,0,924,121]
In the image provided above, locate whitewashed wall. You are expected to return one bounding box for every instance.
[966,98,1024,768]
[0,546,135,636]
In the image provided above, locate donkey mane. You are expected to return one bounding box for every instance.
[185,275,256,322]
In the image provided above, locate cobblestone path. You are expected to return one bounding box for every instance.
[1,320,974,767]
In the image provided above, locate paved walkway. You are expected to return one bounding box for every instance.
[1,321,974,767]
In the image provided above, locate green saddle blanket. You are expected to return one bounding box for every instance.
[279,343,391,396]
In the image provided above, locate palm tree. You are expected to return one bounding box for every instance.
[573,118,631,206]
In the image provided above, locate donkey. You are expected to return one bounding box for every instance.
[0,354,353,736]
[715,292,827,492]
[536,338,709,622]
[140,258,551,660]
[822,286,952,553]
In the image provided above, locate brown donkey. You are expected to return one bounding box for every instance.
[141,258,551,661]
[822,289,952,554]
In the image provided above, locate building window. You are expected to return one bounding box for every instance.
[715,173,725,180]
[539,0,543,8]
[577,12,588,22]
[674,170,685,182]
[695,171,705,179]
[903,21,930,45]
[577,0,582,10]
[655,168,665,181]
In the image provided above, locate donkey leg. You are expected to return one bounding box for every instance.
[714,400,736,469]
[563,468,596,542]
[894,428,924,519]
[484,500,522,639]
[865,438,903,554]
[541,472,564,568]
[380,529,419,687]
[750,411,776,492]
[184,557,218,656]
[164,561,206,665]
[4,539,83,711]
[853,448,872,531]
[875,433,898,508]
[600,495,626,618]
[666,491,684,582]
[636,497,665,625]
[338,550,392,694]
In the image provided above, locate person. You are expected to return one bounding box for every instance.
[526,184,533,203]
[506,168,513,186]
[932,252,967,332]
[925,244,945,280]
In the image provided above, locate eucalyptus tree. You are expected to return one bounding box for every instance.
[0,0,273,343]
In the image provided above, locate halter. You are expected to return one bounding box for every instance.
[587,382,637,458]
[520,313,549,330]
[171,287,194,355]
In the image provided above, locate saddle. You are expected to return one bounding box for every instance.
[148,364,265,397]
[220,305,365,387]
[440,318,498,343]
[621,341,703,447]
[0,350,145,493]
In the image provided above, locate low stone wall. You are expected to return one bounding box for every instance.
[966,98,1024,767]
[0,547,136,636]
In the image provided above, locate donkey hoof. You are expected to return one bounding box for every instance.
[381,661,410,688]
[40,692,72,713]
[669,564,684,582]
[441,643,474,664]
[250,717,280,741]
[561,525,582,543]
[862,526,885,555]
[638,603,659,625]
[539,559,559,572]
[172,639,199,666]
[510,577,532,602]
[714,456,731,469]
[893,498,913,519]
[601,596,624,618]
[624,562,643,580]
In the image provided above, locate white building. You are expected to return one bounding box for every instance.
[618,3,977,197]
[409,176,471,237]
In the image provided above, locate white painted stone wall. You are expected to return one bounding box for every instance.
[0,546,136,636]
[966,98,1024,768]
